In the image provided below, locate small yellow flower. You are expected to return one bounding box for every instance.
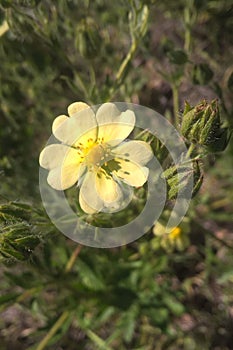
[169,226,182,240]
[39,102,153,214]
[153,218,190,252]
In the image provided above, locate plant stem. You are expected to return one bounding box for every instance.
[186,143,196,158]
[116,39,137,83]
[107,39,137,101]
[65,245,82,273]
[184,6,191,52]
[106,4,149,101]
[171,83,180,129]
[206,230,233,250]
[35,311,70,350]
[196,220,233,250]
[16,287,41,303]
[86,329,114,350]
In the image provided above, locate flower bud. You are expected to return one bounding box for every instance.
[181,99,229,152]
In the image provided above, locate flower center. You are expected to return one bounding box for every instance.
[76,137,113,170]
[86,144,106,167]
[169,227,181,239]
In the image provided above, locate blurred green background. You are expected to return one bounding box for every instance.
[0,0,233,349]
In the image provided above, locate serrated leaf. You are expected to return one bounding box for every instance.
[14,235,40,248]
[0,203,31,221]
[0,246,25,260]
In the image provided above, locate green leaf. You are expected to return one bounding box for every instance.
[163,296,185,316]
[0,0,12,9]
[86,329,113,350]
[167,49,188,65]
[14,235,40,248]
[192,63,214,85]
[96,307,116,326]
[120,305,138,343]
[0,292,20,306]
[145,307,169,326]
[4,271,36,288]
[0,246,25,260]
[76,258,105,291]
[106,287,137,310]
[0,202,31,221]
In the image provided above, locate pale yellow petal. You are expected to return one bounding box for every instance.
[39,144,81,170]
[112,140,153,166]
[51,107,97,146]
[52,115,68,138]
[152,222,166,237]
[40,144,84,190]
[67,101,90,117]
[0,20,9,37]
[79,171,103,213]
[79,192,99,214]
[96,103,135,145]
[47,162,82,190]
[95,170,122,203]
[113,158,149,187]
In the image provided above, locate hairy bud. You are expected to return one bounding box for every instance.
[181,99,229,152]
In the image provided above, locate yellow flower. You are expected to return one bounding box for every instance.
[39,102,153,214]
[153,218,190,252]
[169,226,182,240]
